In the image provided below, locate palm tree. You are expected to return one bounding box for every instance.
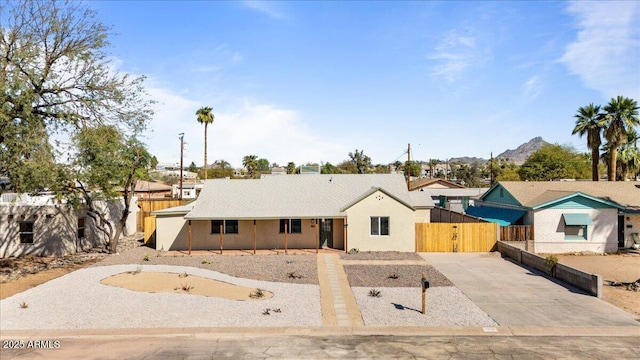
[572,103,604,181]
[601,96,639,181]
[428,159,439,178]
[196,106,215,180]
[242,155,258,178]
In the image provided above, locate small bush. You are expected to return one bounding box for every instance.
[287,271,303,279]
[250,288,265,299]
[262,308,271,315]
[142,254,150,262]
[544,255,558,275]
[368,288,381,297]
[19,301,28,309]
[388,273,399,279]
[174,283,193,292]
[129,266,143,275]
[201,258,211,264]
[348,248,360,254]
[178,272,189,278]
[285,259,294,264]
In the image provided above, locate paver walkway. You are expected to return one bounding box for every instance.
[317,253,363,326]
[420,253,640,327]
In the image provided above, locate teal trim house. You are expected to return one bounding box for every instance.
[472,182,639,254]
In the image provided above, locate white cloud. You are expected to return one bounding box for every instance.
[143,87,348,168]
[242,1,284,19]
[522,75,542,101]
[560,1,640,100]
[428,29,486,82]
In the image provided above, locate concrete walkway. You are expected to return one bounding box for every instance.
[317,253,363,327]
[420,253,640,327]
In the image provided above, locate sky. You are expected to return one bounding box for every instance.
[89,0,640,168]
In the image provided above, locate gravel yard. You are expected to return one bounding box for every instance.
[340,251,423,261]
[353,287,498,327]
[0,265,321,330]
[343,265,453,287]
[94,246,318,284]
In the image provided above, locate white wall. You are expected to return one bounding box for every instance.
[345,190,415,252]
[533,208,619,254]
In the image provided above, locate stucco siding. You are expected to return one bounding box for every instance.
[345,190,415,252]
[533,208,618,254]
[414,209,431,223]
[0,205,102,257]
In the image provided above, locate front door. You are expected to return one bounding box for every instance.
[320,219,333,248]
[618,215,625,248]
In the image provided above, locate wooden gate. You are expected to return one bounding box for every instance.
[415,223,498,252]
[144,216,156,245]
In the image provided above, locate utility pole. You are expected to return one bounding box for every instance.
[179,133,184,200]
[490,152,494,186]
[407,143,411,190]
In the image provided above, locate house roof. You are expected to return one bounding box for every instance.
[485,181,640,210]
[135,180,172,192]
[184,174,422,220]
[409,178,464,190]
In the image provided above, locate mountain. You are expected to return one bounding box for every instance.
[445,137,549,165]
[496,137,549,165]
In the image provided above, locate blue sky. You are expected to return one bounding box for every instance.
[91,1,639,168]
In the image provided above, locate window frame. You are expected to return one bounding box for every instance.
[211,220,239,234]
[370,216,390,236]
[279,219,302,234]
[19,221,34,244]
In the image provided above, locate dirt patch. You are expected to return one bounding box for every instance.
[101,272,273,300]
[555,254,640,318]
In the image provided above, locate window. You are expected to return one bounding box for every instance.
[370,216,390,236]
[279,219,302,234]
[211,220,239,234]
[565,225,587,240]
[19,221,34,244]
[78,217,86,239]
[563,213,591,240]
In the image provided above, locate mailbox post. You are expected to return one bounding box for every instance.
[421,272,430,314]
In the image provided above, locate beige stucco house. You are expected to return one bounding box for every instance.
[153,174,433,252]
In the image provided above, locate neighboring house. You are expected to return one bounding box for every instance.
[153,174,433,252]
[0,193,137,258]
[134,180,172,199]
[410,178,464,190]
[471,181,640,253]
[171,183,203,199]
[410,178,486,213]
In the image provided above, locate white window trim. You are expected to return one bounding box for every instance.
[370,216,390,237]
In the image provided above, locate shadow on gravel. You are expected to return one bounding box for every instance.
[392,302,422,314]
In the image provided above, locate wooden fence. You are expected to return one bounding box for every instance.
[415,222,498,252]
[500,225,534,241]
[430,207,488,223]
[144,216,156,245]
[136,199,190,232]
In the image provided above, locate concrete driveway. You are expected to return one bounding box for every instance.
[419,253,640,327]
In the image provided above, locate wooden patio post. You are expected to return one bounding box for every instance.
[284,223,288,254]
[219,223,223,254]
[253,220,257,255]
[315,219,319,254]
[188,220,192,255]
[344,221,348,253]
